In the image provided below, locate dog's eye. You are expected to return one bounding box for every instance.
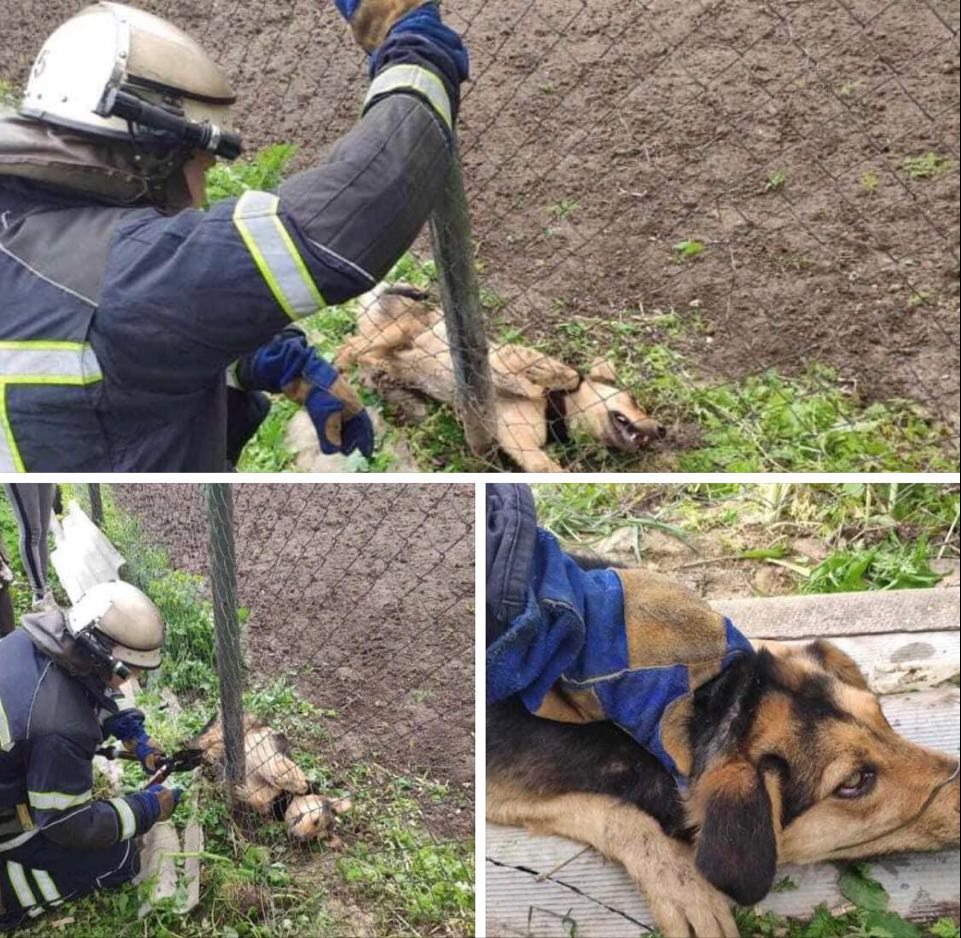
[834,768,877,799]
[613,412,630,425]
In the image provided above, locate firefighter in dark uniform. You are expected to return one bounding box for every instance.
[0,0,468,471]
[0,581,178,930]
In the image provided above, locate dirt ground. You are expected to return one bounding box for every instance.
[112,483,474,839]
[2,1,957,440]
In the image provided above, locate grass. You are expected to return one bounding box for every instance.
[531,482,959,595]
[25,486,473,937]
[904,152,956,180]
[734,863,957,937]
[674,238,706,260]
[765,170,787,192]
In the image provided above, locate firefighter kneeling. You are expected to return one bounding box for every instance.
[0,582,179,930]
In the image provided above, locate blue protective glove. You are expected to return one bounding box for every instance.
[145,784,183,822]
[335,1,469,81]
[244,332,374,457]
[302,354,376,458]
[248,332,313,391]
[104,710,167,772]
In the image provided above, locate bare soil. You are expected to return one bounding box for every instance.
[2,0,957,442]
[112,483,474,839]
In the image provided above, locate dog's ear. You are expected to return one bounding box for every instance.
[586,356,618,384]
[805,639,870,690]
[331,795,352,815]
[690,757,780,905]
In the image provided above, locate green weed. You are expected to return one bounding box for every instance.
[549,199,580,220]
[0,78,18,108]
[765,170,787,192]
[674,239,706,260]
[803,535,943,593]
[860,170,880,193]
[204,143,299,205]
[904,152,956,180]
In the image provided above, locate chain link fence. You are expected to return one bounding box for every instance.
[72,482,475,935]
[2,1,958,472]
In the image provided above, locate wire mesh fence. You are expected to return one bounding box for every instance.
[70,482,475,935]
[2,1,957,472]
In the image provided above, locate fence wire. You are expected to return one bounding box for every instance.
[2,1,957,473]
[85,482,474,934]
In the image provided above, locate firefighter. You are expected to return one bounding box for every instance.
[0,1,467,470]
[0,581,177,929]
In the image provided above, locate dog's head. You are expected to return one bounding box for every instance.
[284,791,352,843]
[566,358,665,452]
[685,640,960,905]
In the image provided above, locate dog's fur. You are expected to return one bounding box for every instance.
[488,559,960,937]
[195,714,351,844]
[334,286,665,472]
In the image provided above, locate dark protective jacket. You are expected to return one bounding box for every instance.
[0,620,158,854]
[486,483,754,782]
[0,37,459,471]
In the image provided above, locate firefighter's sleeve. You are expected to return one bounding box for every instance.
[100,32,458,392]
[27,733,160,850]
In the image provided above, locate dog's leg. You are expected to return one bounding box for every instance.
[497,424,566,473]
[488,783,738,938]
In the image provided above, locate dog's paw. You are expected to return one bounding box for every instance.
[629,840,738,938]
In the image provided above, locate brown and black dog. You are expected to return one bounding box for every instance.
[488,560,960,937]
[195,714,351,845]
[334,285,665,472]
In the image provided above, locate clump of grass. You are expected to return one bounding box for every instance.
[549,198,580,220]
[674,239,706,260]
[904,152,956,180]
[860,170,880,193]
[204,143,299,204]
[0,78,18,108]
[764,170,787,191]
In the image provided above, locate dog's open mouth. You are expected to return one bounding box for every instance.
[610,412,666,450]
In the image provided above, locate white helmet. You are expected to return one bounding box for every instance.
[67,580,165,671]
[19,2,239,158]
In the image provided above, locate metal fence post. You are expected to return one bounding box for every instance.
[429,142,497,456]
[202,484,246,794]
[87,484,103,529]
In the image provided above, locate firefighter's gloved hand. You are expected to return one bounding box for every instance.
[247,331,312,391]
[337,1,469,82]
[132,736,167,773]
[335,0,431,51]
[300,355,375,458]
[146,784,183,823]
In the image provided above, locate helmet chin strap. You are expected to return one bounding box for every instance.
[823,761,960,855]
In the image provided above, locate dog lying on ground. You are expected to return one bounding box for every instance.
[195,714,351,844]
[334,286,665,472]
[488,558,961,938]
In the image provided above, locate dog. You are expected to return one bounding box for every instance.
[487,558,961,938]
[334,285,666,472]
[195,713,351,844]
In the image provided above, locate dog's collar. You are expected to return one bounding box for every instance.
[546,374,583,446]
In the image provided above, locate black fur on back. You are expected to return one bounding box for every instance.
[487,698,689,838]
